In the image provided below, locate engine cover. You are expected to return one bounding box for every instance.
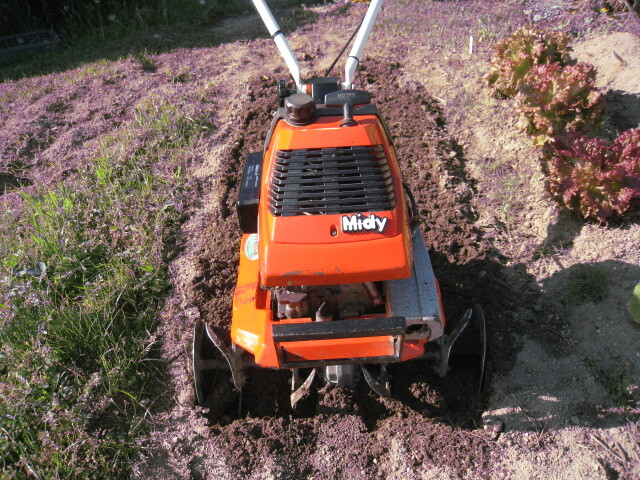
[258,115,412,286]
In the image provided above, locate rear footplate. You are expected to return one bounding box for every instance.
[272,316,406,368]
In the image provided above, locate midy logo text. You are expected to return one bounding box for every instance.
[341,213,388,233]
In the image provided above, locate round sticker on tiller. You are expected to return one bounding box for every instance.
[244,233,259,261]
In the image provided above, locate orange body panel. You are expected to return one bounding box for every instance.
[231,234,278,366]
[258,115,412,287]
[230,111,434,368]
[232,234,429,368]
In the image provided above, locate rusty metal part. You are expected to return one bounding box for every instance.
[322,364,360,388]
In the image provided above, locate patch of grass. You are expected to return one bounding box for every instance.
[133,50,158,72]
[282,4,318,30]
[476,13,500,44]
[65,60,121,85]
[533,240,574,260]
[133,96,215,148]
[585,360,634,407]
[603,372,634,406]
[497,174,522,224]
[0,95,209,478]
[566,264,609,304]
[166,67,192,84]
[481,157,526,226]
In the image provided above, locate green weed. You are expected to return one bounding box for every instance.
[482,157,526,226]
[0,93,207,478]
[476,14,499,43]
[566,264,609,303]
[533,240,574,260]
[497,173,524,224]
[133,51,158,72]
[585,360,634,408]
[167,68,192,84]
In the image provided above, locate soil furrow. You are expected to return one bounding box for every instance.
[159,60,525,478]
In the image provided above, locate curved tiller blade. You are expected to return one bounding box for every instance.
[473,304,487,395]
[435,308,472,378]
[192,320,246,406]
[290,368,317,408]
[362,364,391,398]
[436,305,487,394]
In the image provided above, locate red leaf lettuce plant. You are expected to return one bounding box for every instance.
[485,26,571,98]
[515,62,607,146]
[545,128,640,221]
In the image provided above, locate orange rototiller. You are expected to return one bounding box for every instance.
[193,0,486,409]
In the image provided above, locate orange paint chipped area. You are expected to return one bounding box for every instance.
[236,295,256,306]
[235,281,258,296]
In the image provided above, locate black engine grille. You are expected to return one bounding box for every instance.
[269,145,395,216]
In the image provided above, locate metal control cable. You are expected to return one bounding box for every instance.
[324,15,365,77]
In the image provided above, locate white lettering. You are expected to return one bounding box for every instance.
[375,216,388,232]
[342,215,359,231]
[362,216,375,230]
[340,213,389,233]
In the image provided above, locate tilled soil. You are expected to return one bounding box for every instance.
[153,54,536,478]
[2,1,639,478]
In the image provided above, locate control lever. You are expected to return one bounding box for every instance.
[324,90,372,127]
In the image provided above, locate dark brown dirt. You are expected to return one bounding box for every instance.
[360,57,532,354]
[174,58,536,478]
[189,76,277,337]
